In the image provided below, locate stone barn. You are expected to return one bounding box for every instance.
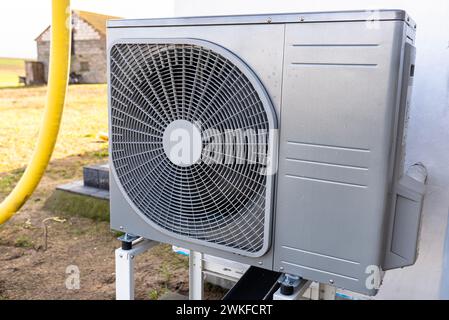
[35,10,120,84]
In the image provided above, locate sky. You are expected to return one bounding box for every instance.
[0,0,175,59]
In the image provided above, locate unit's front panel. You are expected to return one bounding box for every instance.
[108,23,285,268]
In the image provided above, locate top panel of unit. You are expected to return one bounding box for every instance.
[107,9,416,29]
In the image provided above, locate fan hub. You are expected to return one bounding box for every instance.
[162,119,202,167]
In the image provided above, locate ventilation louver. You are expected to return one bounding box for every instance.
[109,41,276,256]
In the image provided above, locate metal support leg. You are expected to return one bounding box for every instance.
[115,247,134,300]
[318,283,337,300]
[273,278,311,300]
[189,250,204,300]
[115,238,157,300]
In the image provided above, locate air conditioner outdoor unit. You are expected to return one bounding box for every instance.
[107,10,426,295]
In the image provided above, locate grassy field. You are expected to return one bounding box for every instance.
[0,58,25,88]
[0,84,108,176]
[0,84,110,194]
[0,84,223,299]
[0,84,114,299]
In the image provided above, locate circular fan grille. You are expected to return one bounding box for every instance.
[110,42,273,254]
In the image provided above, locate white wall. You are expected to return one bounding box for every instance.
[174,0,449,189]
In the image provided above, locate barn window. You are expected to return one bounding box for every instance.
[80,61,90,72]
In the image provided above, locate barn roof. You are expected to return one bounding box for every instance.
[74,10,121,35]
[35,10,121,41]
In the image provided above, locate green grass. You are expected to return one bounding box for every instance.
[0,168,24,194]
[44,190,110,221]
[148,289,166,300]
[0,57,25,66]
[0,58,25,88]
[14,235,33,248]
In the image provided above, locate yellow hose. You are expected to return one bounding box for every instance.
[0,0,71,225]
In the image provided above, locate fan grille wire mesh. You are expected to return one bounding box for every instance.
[110,43,271,254]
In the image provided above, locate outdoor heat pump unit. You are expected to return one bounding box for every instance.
[107,10,426,295]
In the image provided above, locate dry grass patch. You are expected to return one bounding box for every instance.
[0,84,108,176]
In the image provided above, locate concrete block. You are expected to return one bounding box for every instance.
[83,163,110,190]
[83,166,99,188]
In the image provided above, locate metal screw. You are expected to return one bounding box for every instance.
[130,255,135,259]
[299,16,305,22]
[267,17,272,23]
[119,226,123,230]
[280,266,284,270]
[258,261,263,265]
[119,254,123,258]
[329,279,334,284]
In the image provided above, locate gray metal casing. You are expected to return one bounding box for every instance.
[108,10,420,295]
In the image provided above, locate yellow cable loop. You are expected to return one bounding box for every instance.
[0,0,71,224]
